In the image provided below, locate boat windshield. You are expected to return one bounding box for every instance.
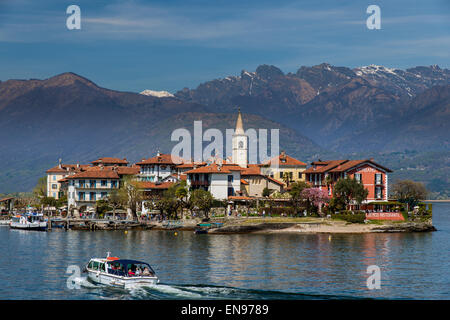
[107,259,155,277]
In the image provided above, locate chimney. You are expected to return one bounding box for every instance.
[370,158,374,161]
[76,162,80,169]
[58,158,62,169]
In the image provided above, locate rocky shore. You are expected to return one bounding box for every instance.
[59,217,436,234]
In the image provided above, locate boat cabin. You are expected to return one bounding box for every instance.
[87,258,156,277]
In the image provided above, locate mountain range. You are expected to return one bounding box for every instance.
[0,63,449,198]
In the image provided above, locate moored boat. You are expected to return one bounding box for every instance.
[10,213,47,231]
[84,252,159,288]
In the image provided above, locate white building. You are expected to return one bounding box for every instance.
[232,108,248,168]
[185,163,242,200]
[46,161,90,199]
[66,166,139,213]
[136,152,183,182]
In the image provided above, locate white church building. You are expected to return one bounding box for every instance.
[185,109,249,200]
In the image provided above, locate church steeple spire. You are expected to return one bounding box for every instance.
[235,107,244,135]
[232,107,248,167]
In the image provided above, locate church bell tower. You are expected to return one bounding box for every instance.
[232,108,248,168]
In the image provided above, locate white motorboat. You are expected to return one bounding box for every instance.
[10,213,47,231]
[0,219,11,226]
[84,252,159,288]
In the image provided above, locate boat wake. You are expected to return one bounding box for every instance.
[78,281,363,300]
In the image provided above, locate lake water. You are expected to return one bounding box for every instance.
[1,203,449,300]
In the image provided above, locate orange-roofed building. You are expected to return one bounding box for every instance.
[91,157,129,167]
[136,151,186,183]
[65,164,140,213]
[259,151,307,186]
[46,161,90,199]
[304,159,393,203]
[185,162,243,200]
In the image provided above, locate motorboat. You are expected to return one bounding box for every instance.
[84,252,159,288]
[10,213,47,231]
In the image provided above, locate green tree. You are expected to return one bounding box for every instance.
[106,189,124,220]
[33,177,47,198]
[392,180,428,211]
[332,177,368,210]
[262,187,271,198]
[289,181,309,215]
[190,189,214,219]
[118,176,144,220]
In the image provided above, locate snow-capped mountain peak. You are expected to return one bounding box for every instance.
[140,89,174,98]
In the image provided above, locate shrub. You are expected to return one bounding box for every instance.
[332,212,366,223]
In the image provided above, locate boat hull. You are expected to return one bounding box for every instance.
[87,270,158,289]
[10,222,47,231]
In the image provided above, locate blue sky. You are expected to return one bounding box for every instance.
[0,0,449,92]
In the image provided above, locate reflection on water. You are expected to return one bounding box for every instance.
[0,203,449,300]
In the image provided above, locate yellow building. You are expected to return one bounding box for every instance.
[46,162,90,199]
[259,151,307,186]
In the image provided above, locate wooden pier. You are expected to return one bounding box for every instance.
[48,218,155,231]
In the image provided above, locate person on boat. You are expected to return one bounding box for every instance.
[135,267,141,276]
[142,267,150,276]
[128,268,135,277]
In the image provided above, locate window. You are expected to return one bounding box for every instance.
[111,181,117,188]
[90,180,96,188]
[375,186,382,199]
[289,172,293,180]
[53,175,56,181]
[100,263,106,272]
[355,173,362,183]
[101,180,107,187]
[298,172,302,179]
[79,180,85,188]
[53,192,56,198]
[228,187,234,196]
[228,175,233,182]
[101,192,107,199]
[78,192,85,200]
[90,192,96,201]
[52,184,58,189]
[375,173,383,184]
[238,141,244,148]
[279,172,283,179]
[92,261,99,270]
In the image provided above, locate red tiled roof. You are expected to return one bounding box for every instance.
[116,166,140,175]
[305,159,392,174]
[304,160,347,173]
[261,153,306,167]
[91,157,129,165]
[175,162,207,169]
[136,153,185,166]
[266,176,284,186]
[46,164,90,173]
[185,163,243,174]
[241,164,261,175]
[66,167,120,179]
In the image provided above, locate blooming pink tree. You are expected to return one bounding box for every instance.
[301,188,330,216]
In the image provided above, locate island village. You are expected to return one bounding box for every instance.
[1,109,433,233]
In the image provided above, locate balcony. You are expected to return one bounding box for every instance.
[191,180,210,186]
